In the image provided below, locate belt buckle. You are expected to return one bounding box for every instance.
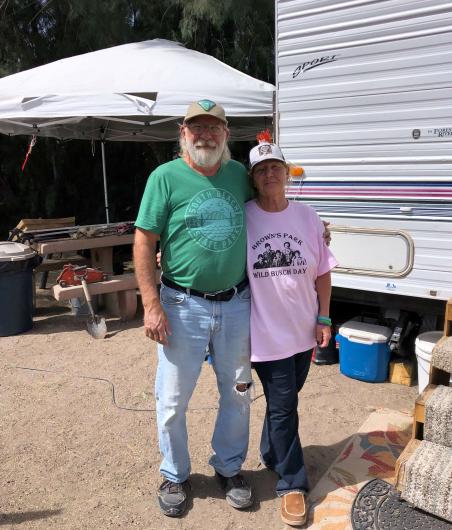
[203,292,217,301]
[203,286,236,301]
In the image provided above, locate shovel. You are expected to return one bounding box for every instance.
[81,278,107,339]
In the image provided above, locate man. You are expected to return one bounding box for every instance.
[262,242,275,267]
[282,241,293,266]
[271,249,285,268]
[253,254,266,269]
[134,100,253,517]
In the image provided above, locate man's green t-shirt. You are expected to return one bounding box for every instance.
[135,157,252,292]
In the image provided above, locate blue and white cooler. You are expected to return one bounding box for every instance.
[337,320,392,383]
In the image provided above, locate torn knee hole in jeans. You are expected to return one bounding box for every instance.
[234,382,252,395]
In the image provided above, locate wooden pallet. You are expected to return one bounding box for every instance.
[16,217,76,232]
[389,357,416,386]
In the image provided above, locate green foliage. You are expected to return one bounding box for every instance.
[0,0,274,238]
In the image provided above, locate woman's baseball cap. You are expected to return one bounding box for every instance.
[249,142,286,170]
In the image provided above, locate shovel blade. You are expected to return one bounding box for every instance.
[86,315,107,339]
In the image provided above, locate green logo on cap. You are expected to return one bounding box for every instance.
[198,99,216,112]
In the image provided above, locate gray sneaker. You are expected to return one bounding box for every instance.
[216,472,253,509]
[157,479,190,517]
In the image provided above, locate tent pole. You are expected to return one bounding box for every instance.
[101,141,110,224]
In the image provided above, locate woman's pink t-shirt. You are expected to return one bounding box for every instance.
[246,200,337,362]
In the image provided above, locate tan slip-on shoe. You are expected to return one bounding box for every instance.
[281,491,307,527]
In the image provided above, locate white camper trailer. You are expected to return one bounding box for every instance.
[275,0,452,314]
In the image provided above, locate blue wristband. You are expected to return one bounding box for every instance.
[317,315,332,326]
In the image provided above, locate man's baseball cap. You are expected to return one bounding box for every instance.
[184,99,227,124]
[249,142,286,170]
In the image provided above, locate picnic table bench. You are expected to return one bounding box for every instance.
[52,273,138,321]
[51,270,161,321]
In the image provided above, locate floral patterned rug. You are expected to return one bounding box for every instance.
[306,408,413,529]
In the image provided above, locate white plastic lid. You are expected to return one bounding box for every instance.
[415,331,443,354]
[0,241,37,261]
[339,320,392,343]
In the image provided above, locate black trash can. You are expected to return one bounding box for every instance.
[0,242,41,336]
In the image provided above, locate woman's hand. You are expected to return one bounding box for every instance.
[322,221,331,246]
[316,324,331,348]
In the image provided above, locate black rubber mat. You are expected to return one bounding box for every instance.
[351,478,451,529]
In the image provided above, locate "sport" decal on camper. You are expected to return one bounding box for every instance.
[292,55,338,78]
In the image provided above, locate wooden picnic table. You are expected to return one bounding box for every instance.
[32,233,136,318]
[32,233,135,273]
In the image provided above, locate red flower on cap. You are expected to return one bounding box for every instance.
[256,129,273,144]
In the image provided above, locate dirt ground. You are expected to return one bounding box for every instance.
[1,286,418,530]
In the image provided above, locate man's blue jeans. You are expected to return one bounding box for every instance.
[253,349,312,495]
[155,283,252,483]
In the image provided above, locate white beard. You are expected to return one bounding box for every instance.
[182,136,228,167]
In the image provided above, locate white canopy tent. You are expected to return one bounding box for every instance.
[0,39,275,221]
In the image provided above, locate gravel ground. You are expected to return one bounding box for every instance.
[0,287,418,529]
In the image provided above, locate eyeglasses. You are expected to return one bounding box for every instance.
[185,123,224,135]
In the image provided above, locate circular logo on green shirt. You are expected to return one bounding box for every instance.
[185,188,243,251]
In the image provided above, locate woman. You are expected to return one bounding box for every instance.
[246,142,337,527]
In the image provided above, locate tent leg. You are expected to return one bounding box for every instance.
[101,141,110,224]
